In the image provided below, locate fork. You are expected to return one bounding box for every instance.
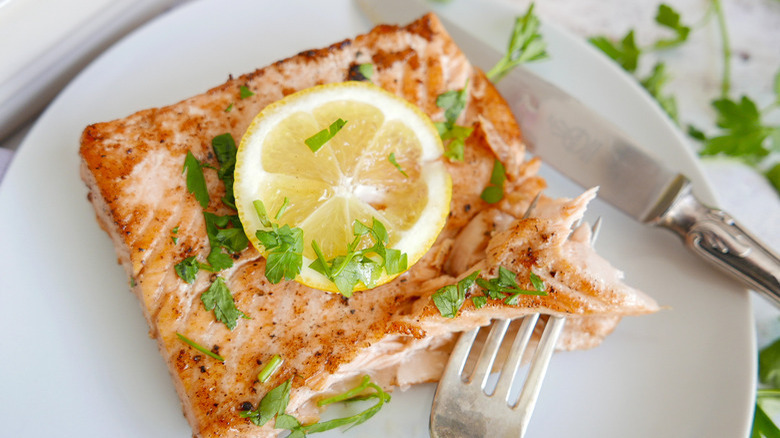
[430,202,602,438]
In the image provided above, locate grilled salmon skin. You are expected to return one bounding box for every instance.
[80,13,658,437]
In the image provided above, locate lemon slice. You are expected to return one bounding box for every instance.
[234,81,451,293]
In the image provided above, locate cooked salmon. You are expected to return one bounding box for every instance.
[79,13,658,438]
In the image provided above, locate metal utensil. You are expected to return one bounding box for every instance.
[355,0,780,306]
[430,203,601,438]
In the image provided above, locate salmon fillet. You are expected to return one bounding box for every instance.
[79,13,658,438]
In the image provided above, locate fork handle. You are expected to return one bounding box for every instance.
[654,184,780,307]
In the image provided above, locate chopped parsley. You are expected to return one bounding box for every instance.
[258,355,284,383]
[310,217,408,297]
[434,82,473,161]
[358,63,374,80]
[431,270,480,318]
[176,332,224,362]
[201,277,248,331]
[239,85,255,99]
[253,200,304,284]
[432,267,548,318]
[171,226,180,244]
[211,133,238,209]
[486,3,548,83]
[388,152,408,177]
[183,151,210,208]
[241,375,390,436]
[305,118,347,153]
[225,102,234,112]
[480,159,507,204]
[174,256,211,283]
[204,212,248,271]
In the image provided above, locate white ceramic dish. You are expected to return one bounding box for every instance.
[0,0,755,436]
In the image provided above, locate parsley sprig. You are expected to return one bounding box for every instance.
[486,3,548,83]
[310,218,408,297]
[588,1,780,194]
[432,267,547,319]
[241,375,390,436]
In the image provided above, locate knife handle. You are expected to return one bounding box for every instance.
[655,183,780,307]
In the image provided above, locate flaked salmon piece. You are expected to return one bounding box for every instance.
[79,13,658,438]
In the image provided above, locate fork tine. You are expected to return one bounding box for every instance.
[470,319,511,389]
[493,313,539,402]
[441,327,479,383]
[514,315,566,430]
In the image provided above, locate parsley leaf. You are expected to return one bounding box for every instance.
[432,270,480,318]
[486,3,548,83]
[305,118,347,153]
[201,277,248,330]
[183,151,210,208]
[202,212,248,271]
[388,152,408,177]
[176,332,224,362]
[174,256,207,283]
[211,133,238,209]
[589,30,640,73]
[698,96,775,164]
[239,85,255,99]
[241,378,292,427]
[480,159,507,204]
[640,63,679,123]
[253,200,304,284]
[653,3,691,49]
[310,218,407,297]
[435,82,473,161]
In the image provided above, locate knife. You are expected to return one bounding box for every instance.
[356,0,780,306]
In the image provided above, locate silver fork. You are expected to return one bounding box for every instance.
[430,204,602,438]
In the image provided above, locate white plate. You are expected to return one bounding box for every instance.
[0,0,755,436]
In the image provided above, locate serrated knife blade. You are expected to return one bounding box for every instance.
[356,0,780,306]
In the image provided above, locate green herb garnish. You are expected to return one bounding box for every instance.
[183,151,210,208]
[358,63,374,80]
[310,217,407,297]
[305,118,347,153]
[258,354,284,383]
[486,3,548,83]
[432,270,480,318]
[176,332,224,362]
[432,268,547,318]
[480,159,507,204]
[434,82,473,161]
[211,133,238,209]
[225,103,234,112]
[201,277,249,331]
[174,256,214,283]
[171,226,179,244]
[253,200,304,284]
[388,152,408,177]
[240,85,255,99]
[242,375,390,436]
[204,212,248,271]
[241,378,292,427]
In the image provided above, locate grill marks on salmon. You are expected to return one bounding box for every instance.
[79,13,658,438]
